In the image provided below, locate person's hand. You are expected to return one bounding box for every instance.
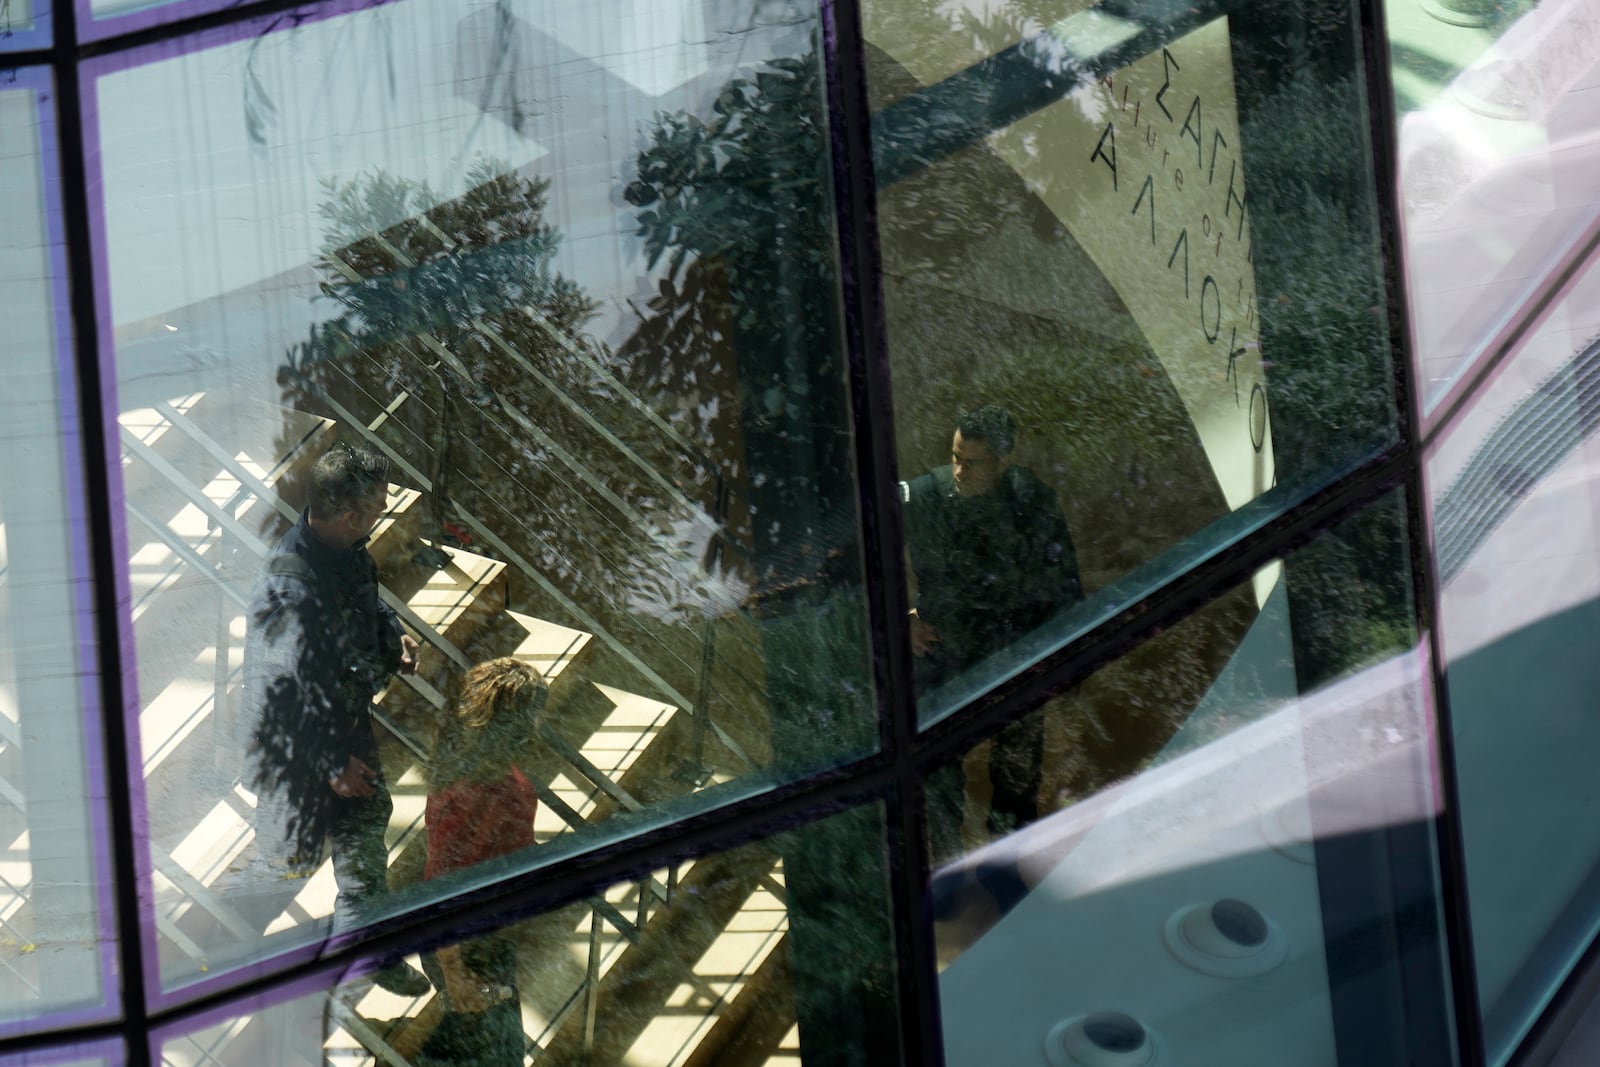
[329,755,378,798]
[909,611,940,657]
[399,634,420,676]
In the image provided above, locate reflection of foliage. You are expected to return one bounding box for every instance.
[1232,65,1417,688]
[315,164,592,339]
[1239,72,1396,475]
[620,47,854,577]
[1283,492,1417,691]
[278,160,693,620]
[617,48,877,766]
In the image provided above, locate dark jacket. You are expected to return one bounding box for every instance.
[240,511,401,863]
[903,464,1082,679]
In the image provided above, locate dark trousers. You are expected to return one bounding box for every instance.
[918,644,1046,858]
[327,769,393,926]
[417,938,523,1067]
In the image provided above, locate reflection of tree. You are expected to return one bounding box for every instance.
[620,49,857,592]
[620,54,886,1067]
[1231,59,1416,684]
[277,160,696,621]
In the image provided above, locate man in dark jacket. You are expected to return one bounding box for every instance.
[241,444,425,991]
[903,406,1083,838]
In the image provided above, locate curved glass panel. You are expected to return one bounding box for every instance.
[929,493,1457,1066]
[85,0,873,999]
[1389,0,1600,413]
[863,0,1400,722]
[1429,247,1600,1061]
[154,803,898,1067]
[0,69,117,1033]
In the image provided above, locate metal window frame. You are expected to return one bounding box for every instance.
[14,0,1588,1059]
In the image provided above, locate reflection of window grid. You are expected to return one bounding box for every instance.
[6,0,1548,1062]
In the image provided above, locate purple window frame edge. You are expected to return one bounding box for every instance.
[0,65,123,1043]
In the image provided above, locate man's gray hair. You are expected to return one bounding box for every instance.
[308,443,390,520]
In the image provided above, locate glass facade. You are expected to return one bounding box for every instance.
[931,494,1450,1064]
[152,804,896,1066]
[86,0,875,996]
[0,67,117,1032]
[0,0,49,50]
[1429,248,1600,1061]
[5,0,1600,1062]
[866,0,1398,719]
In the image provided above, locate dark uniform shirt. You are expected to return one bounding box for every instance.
[240,511,400,863]
[903,464,1082,682]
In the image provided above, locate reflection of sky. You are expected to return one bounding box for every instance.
[98,0,812,394]
[1394,0,1600,412]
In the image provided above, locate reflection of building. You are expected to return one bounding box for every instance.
[7,0,1600,1063]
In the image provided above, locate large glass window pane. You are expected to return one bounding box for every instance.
[1429,247,1600,1061]
[153,803,899,1067]
[0,0,49,51]
[864,0,1399,721]
[0,69,117,1032]
[1389,0,1600,412]
[929,494,1458,1065]
[85,0,874,999]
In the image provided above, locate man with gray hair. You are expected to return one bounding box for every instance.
[242,443,426,993]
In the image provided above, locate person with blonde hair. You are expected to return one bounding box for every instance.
[417,656,547,1066]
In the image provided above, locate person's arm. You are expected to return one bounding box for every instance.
[1039,501,1083,606]
[900,479,943,656]
[1014,472,1083,612]
[328,755,378,797]
[244,580,349,796]
[399,633,420,675]
[905,544,941,656]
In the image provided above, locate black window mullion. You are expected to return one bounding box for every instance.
[47,0,154,1061]
[818,0,943,1061]
[1348,0,1487,1052]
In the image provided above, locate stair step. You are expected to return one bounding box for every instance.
[365,485,426,572]
[151,791,256,940]
[119,393,333,522]
[534,685,677,844]
[139,644,236,782]
[533,847,785,1065]
[125,457,287,617]
[411,544,505,646]
[505,610,593,686]
[621,863,788,1067]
